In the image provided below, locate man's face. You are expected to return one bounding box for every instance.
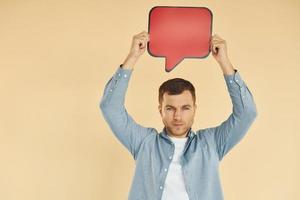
[158,90,197,138]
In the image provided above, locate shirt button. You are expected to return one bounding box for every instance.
[124,74,127,78]
[236,79,239,82]
[229,80,233,83]
[159,186,163,190]
[118,73,121,77]
[169,156,172,160]
[164,168,167,172]
[110,89,113,92]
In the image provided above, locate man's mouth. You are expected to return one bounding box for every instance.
[173,123,183,126]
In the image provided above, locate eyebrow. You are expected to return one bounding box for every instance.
[165,104,192,108]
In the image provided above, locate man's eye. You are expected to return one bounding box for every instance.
[166,107,172,111]
[183,107,190,110]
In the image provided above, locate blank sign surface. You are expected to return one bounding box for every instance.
[148,6,213,72]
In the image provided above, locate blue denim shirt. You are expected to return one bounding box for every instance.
[99,65,257,200]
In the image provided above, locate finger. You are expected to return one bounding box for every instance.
[138,31,148,37]
[214,34,221,38]
[134,36,147,44]
[138,31,147,34]
[211,43,221,53]
[210,43,217,53]
[141,35,150,42]
[211,34,224,40]
[210,41,219,51]
[212,34,223,40]
[138,39,146,48]
[214,46,218,53]
[136,37,148,45]
[136,38,145,44]
[140,33,150,41]
[211,41,223,47]
[136,34,148,39]
[214,39,226,46]
[211,38,224,44]
[134,32,147,40]
[212,42,226,53]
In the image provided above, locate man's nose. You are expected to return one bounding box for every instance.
[174,110,182,120]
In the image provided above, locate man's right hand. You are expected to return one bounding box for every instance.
[122,31,149,69]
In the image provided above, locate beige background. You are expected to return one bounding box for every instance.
[0,0,299,199]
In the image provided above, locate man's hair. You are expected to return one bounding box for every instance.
[159,78,196,105]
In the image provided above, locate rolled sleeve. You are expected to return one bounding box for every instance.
[99,65,156,160]
[223,69,257,115]
[100,65,133,108]
[210,69,257,160]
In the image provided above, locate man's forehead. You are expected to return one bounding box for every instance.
[162,91,194,105]
[163,90,193,99]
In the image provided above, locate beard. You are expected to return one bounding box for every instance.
[165,124,190,137]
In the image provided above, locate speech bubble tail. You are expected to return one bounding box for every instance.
[165,56,184,72]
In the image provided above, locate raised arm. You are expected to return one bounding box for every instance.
[208,35,258,161]
[99,31,156,160]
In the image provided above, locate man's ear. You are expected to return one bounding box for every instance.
[158,105,162,115]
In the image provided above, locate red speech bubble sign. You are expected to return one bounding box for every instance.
[148,6,213,72]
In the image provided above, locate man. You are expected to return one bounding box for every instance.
[100,31,257,200]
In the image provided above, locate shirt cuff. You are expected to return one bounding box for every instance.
[113,64,133,80]
[223,69,244,88]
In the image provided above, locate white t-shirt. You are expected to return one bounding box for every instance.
[161,136,189,200]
